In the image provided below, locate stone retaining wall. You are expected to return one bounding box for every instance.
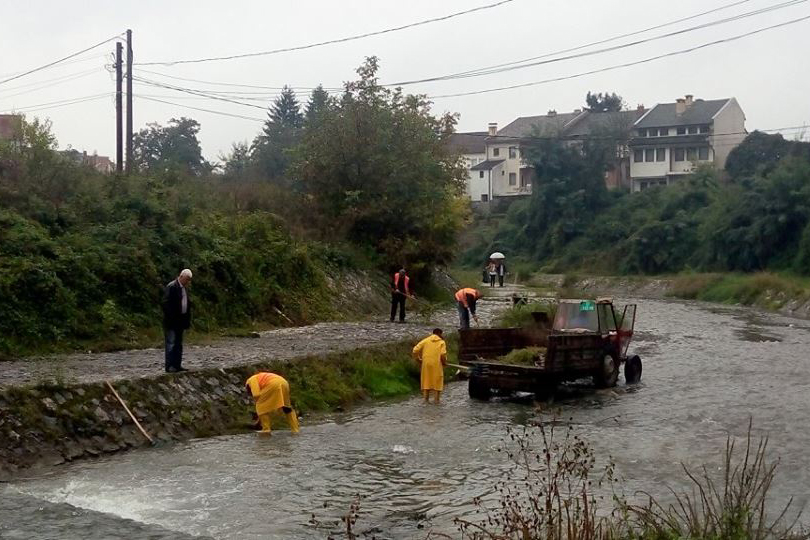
[0,341,415,480]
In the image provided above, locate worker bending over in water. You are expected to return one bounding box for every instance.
[455,287,481,329]
[412,328,447,404]
[245,372,300,434]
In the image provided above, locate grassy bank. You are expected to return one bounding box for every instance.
[668,271,810,310]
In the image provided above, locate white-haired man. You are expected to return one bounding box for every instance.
[162,268,193,373]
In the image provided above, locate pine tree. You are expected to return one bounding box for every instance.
[305,85,330,125]
[252,86,303,179]
[264,85,303,136]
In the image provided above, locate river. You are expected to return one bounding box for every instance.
[2,297,809,539]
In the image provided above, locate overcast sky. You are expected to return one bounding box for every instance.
[2,0,809,162]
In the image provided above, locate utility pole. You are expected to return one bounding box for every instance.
[115,42,123,173]
[125,29,133,173]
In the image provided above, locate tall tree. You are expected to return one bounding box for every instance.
[585,91,624,112]
[305,85,330,125]
[252,86,303,179]
[292,57,467,274]
[132,117,209,176]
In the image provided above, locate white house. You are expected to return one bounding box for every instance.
[629,95,746,191]
[447,131,488,201]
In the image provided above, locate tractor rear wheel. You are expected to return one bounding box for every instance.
[468,376,491,401]
[593,353,619,388]
[624,355,642,384]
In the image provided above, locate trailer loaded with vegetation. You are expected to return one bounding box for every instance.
[460,298,642,400]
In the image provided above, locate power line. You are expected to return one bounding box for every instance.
[429,14,810,99]
[134,68,343,92]
[0,67,104,99]
[132,76,269,109]
[135,95,265,122]
[0,53,108,79]
[0,93,112,114]
[136,0,517,66]
[391,0,807,85]
[0,34,124,86]
[411,0,755,83]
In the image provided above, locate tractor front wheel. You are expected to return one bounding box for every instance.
[593,353,619,388]
[624,355,643,384]
[468,376,491,401]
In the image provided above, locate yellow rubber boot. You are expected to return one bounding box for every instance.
[259,413,272,433]
[286,410,300,433]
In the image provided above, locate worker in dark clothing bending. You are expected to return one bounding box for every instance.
[390,268,411,323]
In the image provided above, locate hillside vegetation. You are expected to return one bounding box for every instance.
[0,58,466,356]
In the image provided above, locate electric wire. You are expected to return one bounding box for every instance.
[0,93,113,114]
[429,14,810,98]
[0,34,124,86]
[135,0,517,66]
[132,76,269,109]
[133,68,343,92]
[391,0,808,85]
[135,95,265,122]
[431,0,755,80]
[0,68,105,99]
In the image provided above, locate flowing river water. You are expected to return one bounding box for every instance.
[2,297,810,539]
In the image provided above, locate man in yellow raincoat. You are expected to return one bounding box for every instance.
[245,372,300,434]
[412,329,447,404]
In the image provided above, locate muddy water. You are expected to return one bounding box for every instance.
[4,298,810,539]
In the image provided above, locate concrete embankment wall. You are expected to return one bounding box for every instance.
[0,340,418,480]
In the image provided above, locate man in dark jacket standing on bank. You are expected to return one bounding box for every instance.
[163,268,193,373]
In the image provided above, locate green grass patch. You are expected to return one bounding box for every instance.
[496,302,556,328]
[669,271,810,309]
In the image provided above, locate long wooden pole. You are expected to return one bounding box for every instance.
[105,380,154,445]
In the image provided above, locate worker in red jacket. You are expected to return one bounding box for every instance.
[455,287,481,329]
[390,268,411,323]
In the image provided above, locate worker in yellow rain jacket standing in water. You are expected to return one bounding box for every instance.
[412,329,447,404]
[245,372,300,434]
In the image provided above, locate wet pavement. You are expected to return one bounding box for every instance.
[3,296,810,539]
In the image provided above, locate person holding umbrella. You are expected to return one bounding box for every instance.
[490,252,507,287]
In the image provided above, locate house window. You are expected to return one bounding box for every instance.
[686,148,697,161]
[674,148,685,161]
[656,148,666,161]
[645,149,655,162]
[658,128,668,136]
[479,171,484,178]
[634,149,643,163]
[508,146,517,159]
[481,194,489,202]
[493,147,500,157]
[638,129,647,137]
[509,172,517,186]
[698,147,709,160]
[687,126,698,134]
[677,127,686,135]
[699,125,709,134]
